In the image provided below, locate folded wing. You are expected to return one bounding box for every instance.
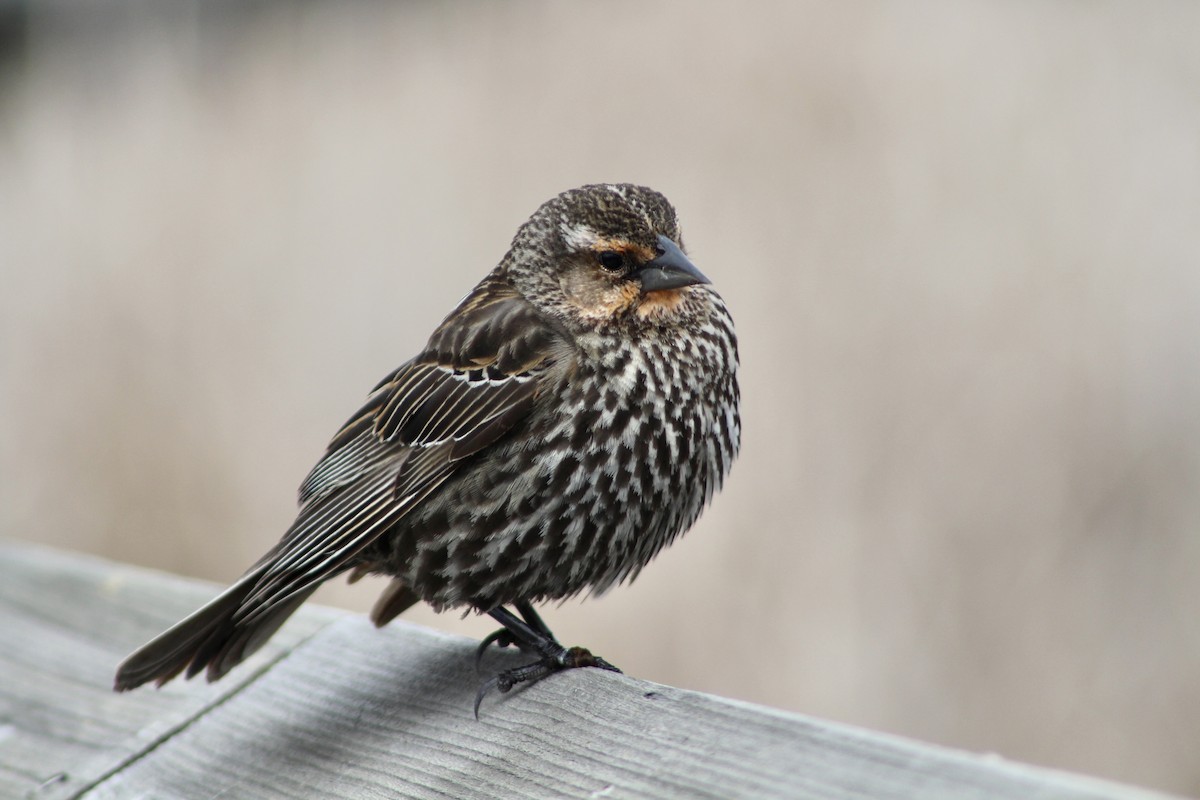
[115,279,570,687]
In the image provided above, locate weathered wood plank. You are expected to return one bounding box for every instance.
[87,610,1177,799]
[0,543,342,800]
[1,544,1182,800]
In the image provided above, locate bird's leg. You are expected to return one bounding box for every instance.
[514,601,556,640]
[473,606,620,717]
[473,600,558,670]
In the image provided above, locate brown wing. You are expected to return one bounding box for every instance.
[236,278,569,623]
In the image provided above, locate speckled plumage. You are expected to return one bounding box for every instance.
[115,184,740,693]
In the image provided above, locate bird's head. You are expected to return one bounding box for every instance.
[505,184,713,330]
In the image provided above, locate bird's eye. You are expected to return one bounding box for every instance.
[597,251,625,272]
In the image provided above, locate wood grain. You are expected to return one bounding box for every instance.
[0,544,1180,800]
[0,544,341,800]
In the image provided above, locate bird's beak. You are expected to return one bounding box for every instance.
[637,235,711,294]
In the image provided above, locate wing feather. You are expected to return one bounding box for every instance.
[235,280,569,622]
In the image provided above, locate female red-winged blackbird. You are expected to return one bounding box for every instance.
[114,184,741,708]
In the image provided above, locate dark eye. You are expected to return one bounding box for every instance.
[597,251,625,272]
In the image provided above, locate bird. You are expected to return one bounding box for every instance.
[113,183,741,711]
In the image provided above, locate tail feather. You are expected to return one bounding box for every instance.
[369,578,419,628]
[113,567,314,691]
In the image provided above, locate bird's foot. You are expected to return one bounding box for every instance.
[474,600,562,672]
[496,646,621,692]
[473,605,621,717]
[474,644,621,718]
[474,627,519,672]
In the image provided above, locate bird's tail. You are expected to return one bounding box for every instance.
[113,564,317,691]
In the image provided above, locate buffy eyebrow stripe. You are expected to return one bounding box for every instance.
[589,239,655,262]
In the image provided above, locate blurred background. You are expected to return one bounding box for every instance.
[2,1,1199,794]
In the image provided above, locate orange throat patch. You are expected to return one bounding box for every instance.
[636,288,687,320]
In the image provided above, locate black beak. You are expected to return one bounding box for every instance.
[637,235,710,293]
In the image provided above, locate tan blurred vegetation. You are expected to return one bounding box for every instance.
[2,1,1198,794]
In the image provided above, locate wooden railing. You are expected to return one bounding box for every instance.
[0,544,1178,799]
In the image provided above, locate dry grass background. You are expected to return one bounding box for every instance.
[2,1,1199,794]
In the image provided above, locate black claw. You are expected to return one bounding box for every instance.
[473,675,499,720]
[474,628,516,673]
[560,646,622,674]
[591,656,623,674]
